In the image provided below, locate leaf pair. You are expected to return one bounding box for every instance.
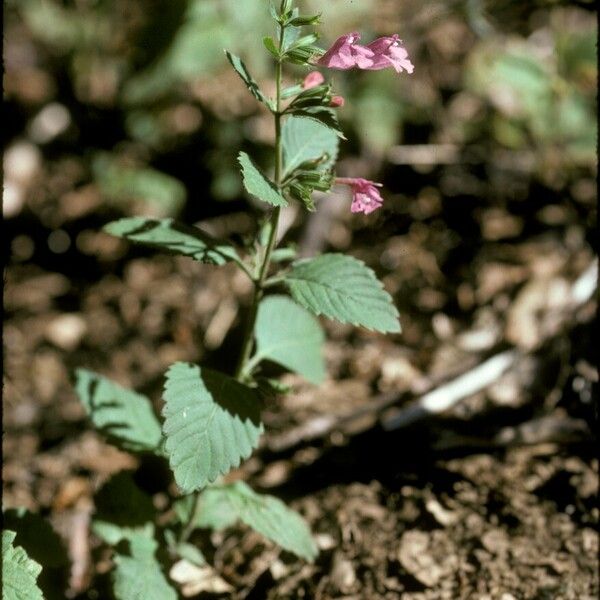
[74,366,264,494]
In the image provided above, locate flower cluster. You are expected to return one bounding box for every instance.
[308,32,413,214]
[318,32,414,74]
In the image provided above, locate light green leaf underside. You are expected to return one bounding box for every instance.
[74,369,162,453]
[217,482,318,561]
[174,490,238,531]
[2,531,44,600]
[254,295,325,384]
[225,51,271,107]
[238,152,288,207]
[103,217,240,266]
[162,363,264,493]
[284,254,401,333]
[112,530,177,600]
[282,116,339,176]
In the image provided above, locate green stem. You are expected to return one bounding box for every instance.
[234,22,285,381]
[181,14,287,546]
[179,491,203,545]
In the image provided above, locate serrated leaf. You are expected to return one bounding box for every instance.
[225,51,271,108]
[220,482,318,561]
[252,295,325,384]
[238,152,288,207]
[2,530,44,600]
[112,530,177,600]
[3,509,68,569]
[162,363,264,493]
[284,254,401,333]
[74,369,162,453]
[282,116,339,176]
[92,472,156,546]
[103,217,241,266]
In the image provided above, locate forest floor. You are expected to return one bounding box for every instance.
[4,155,598,598]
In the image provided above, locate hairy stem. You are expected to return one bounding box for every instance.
[234,22,285,381]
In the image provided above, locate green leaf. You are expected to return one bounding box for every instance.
[104,217,241,266]
[270,246,297,263]
[164,530,206,566]
[289,14,321,26]
[282,116,339,176]
[74,369,162,454]
[162,363,264,493]
[262,36,280,58]
[288,108,345,138]
[3,509,68,569]
[219,482,318,561]
[238,152,288,207]
[112,530,177,600]
[284,254,401,333]
[2,530,44,600]
[173,489,238,531]
[252,295,325,384]
[92,472,156,546]
[225,50,272,108]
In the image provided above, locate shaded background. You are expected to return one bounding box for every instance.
[3,0,598,598]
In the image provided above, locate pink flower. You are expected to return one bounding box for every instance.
[336,177,384,214]
[317,32,374,70]
[365,35,414,74]
[302,71,325,89]
[330,95,345,107]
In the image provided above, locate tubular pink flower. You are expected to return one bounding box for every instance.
[365,34,414,74]
[302,71,325,89]
[317,32,375,70]
[336,177,384,214]
[330,95,345,107]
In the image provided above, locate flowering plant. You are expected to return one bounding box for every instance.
[2,2,415,597]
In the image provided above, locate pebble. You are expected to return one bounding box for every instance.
[45,314,87,351]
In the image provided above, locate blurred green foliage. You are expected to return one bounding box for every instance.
[466,29,596,165]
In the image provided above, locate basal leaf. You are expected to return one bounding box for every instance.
[103,217,241,266]
[284,254,401,333]
[282,116,339,176]
[253,295,325,384]
[74,369,162,453]
[2,530,44,600]
[162,363,264,493]
[112,530,177,600]
[238,152,288,207]
[219,482,318,561]
[225,51,272,108]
